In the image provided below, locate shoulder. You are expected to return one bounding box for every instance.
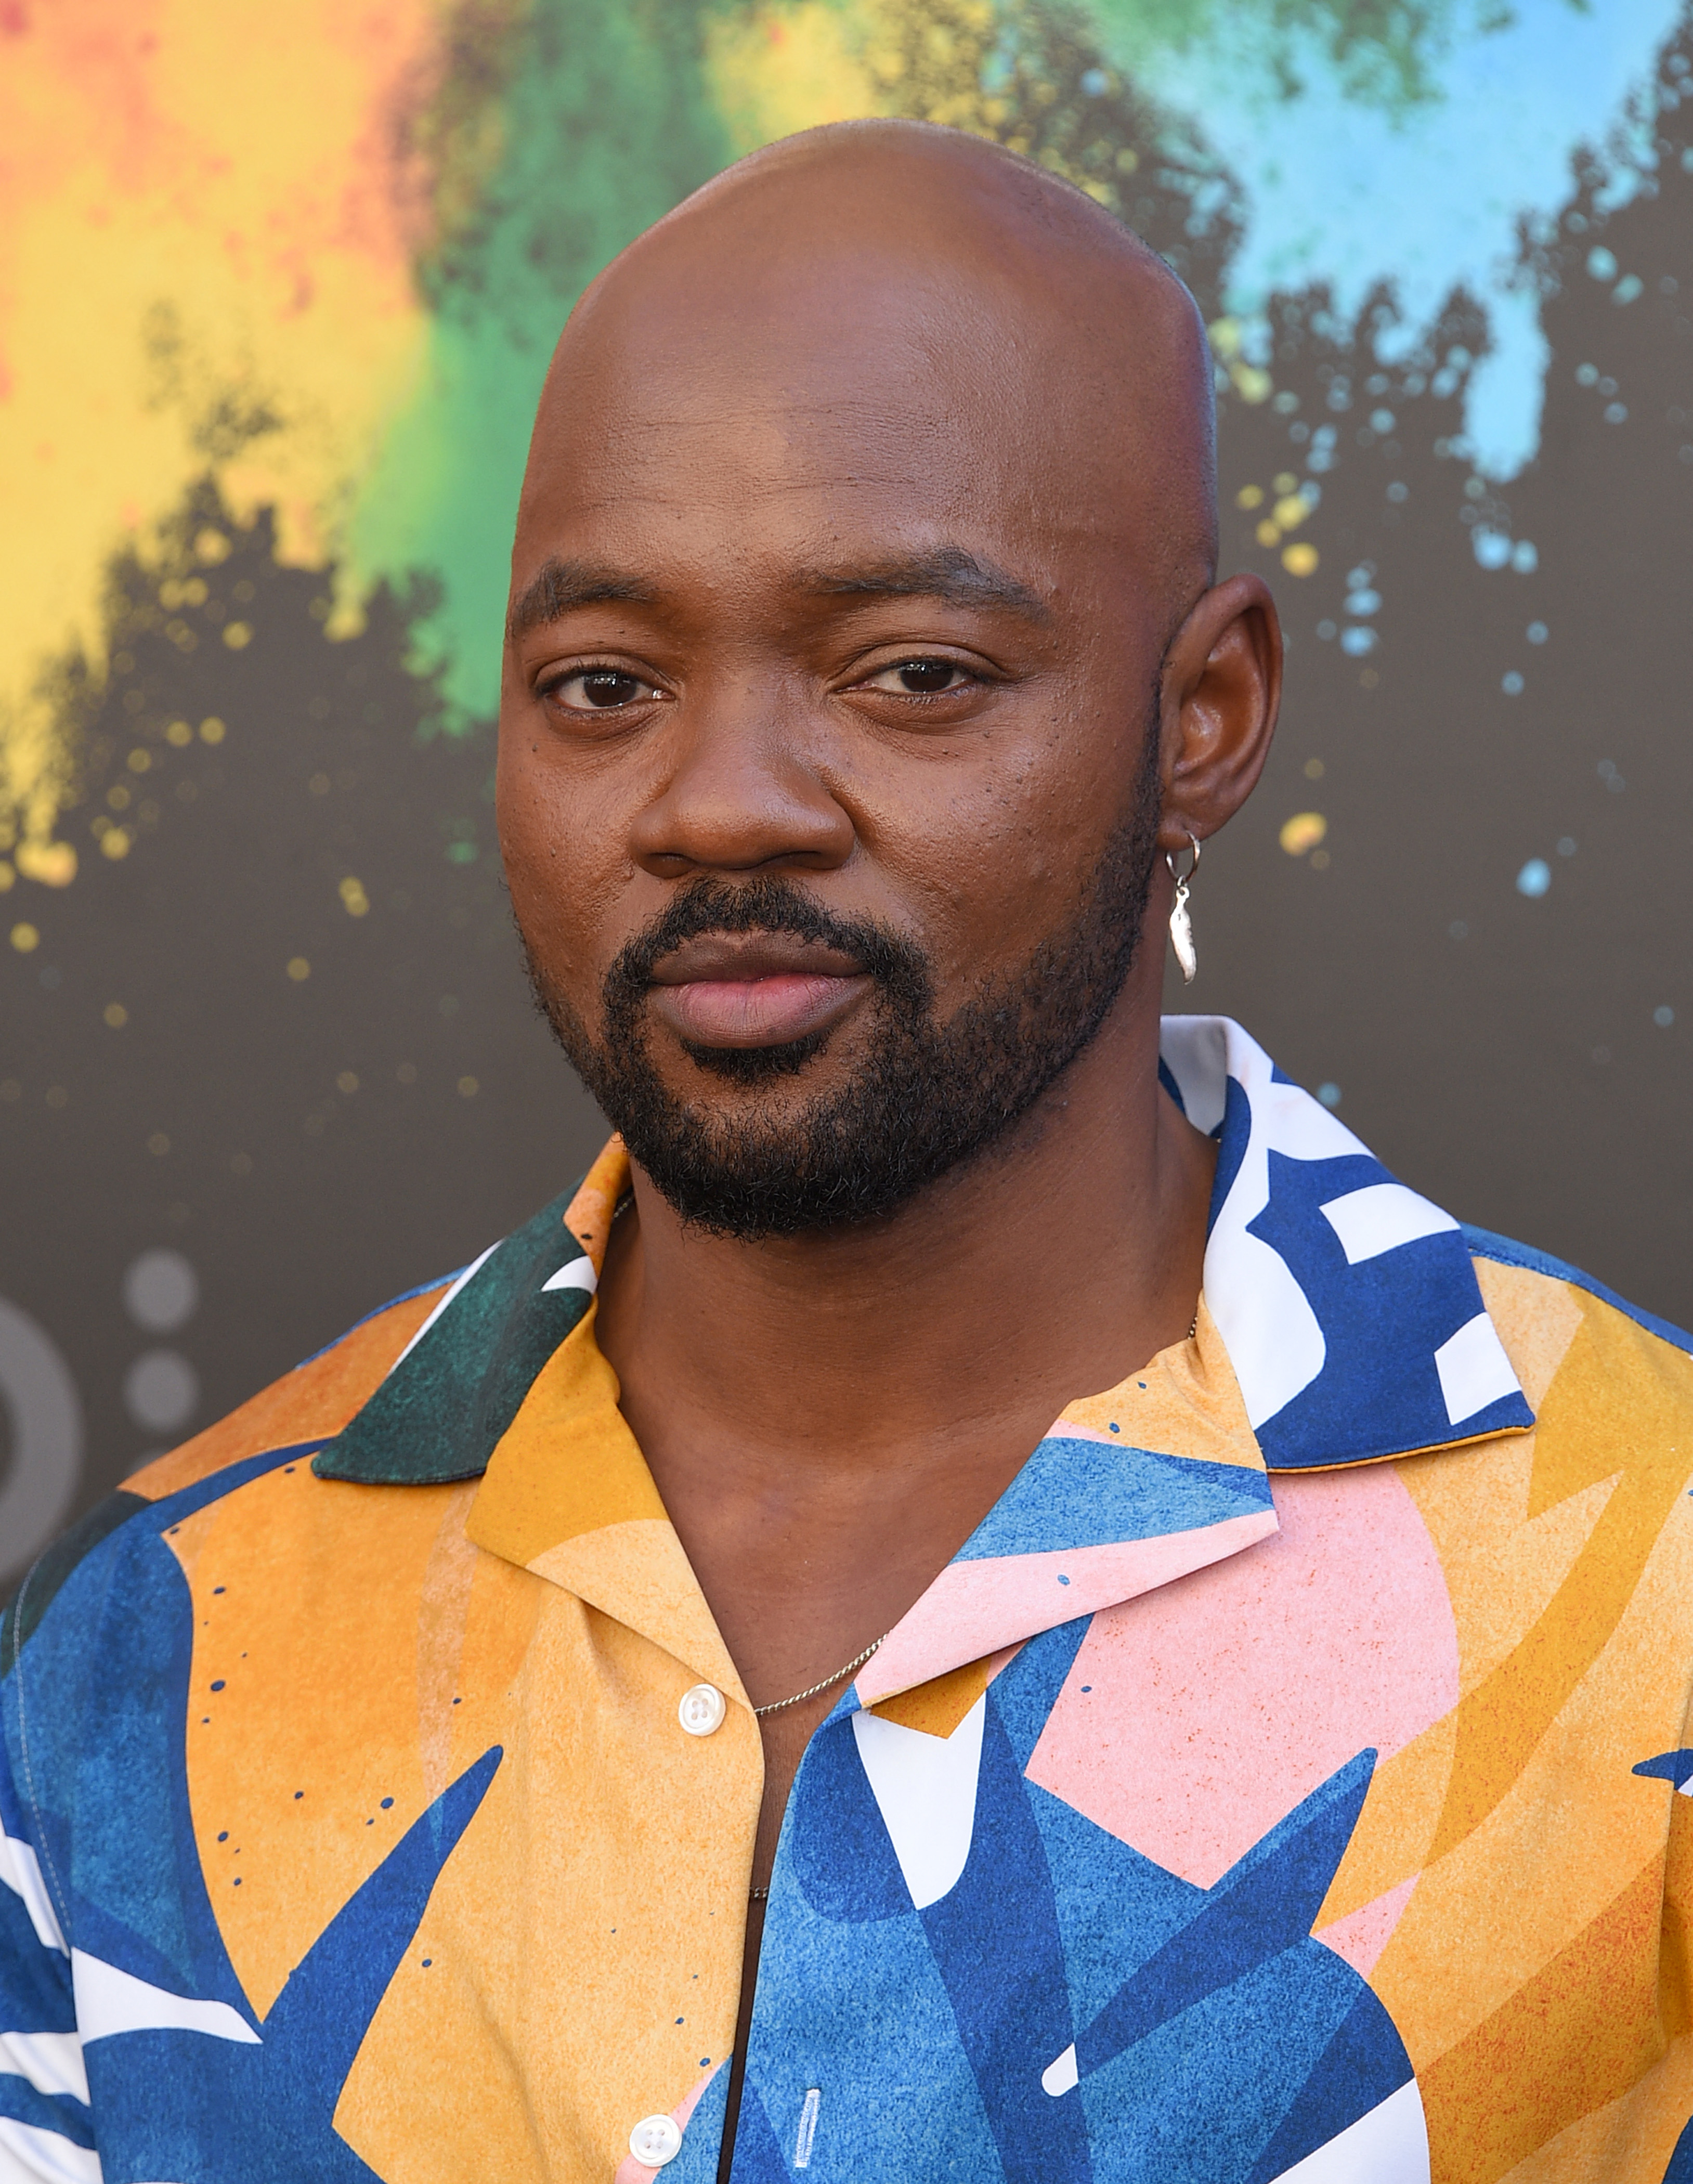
[1464,1221,1693,1452]
[2,1269,455,1667]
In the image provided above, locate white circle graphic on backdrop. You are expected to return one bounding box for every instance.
[123,1351,200,1435]
[123,1249,199,1334]
[0,1296,84,1587]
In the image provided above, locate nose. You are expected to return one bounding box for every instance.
[628,679,857,879]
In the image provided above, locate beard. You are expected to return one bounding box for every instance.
[521,724,1164,1240]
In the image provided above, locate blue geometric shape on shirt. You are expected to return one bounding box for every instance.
[1662,2112,1693,2183]
[6,1478,501,2183]
[753,1620,1399,2183]
[1065,1748,1375,2086]
[1247,1150,1530,1467]
[83,1743,500,2183]
[1245,1987,1415,2183]
[919,1698,1090,2180]
[1633,1749,1693,1791]
[721,2081,794,2184]
[953,1441,1273,1563]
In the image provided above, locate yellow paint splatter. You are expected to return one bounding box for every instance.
[705,2,887,154]
[0,0,438,880]
[1279,811,1328,856]
[1229,361,1272,405]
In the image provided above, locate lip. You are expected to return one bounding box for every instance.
[646,933,870,1049]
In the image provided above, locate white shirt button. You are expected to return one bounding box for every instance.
[629,2113,684,2166]
[678,1682,726,1737]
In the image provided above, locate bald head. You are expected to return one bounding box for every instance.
[516,120,1218,628]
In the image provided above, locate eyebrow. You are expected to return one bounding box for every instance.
[805,547,1050,620]
[505,559,660,642]
[504,543,1050,643]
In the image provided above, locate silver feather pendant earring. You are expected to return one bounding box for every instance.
[1166,833,1202,984]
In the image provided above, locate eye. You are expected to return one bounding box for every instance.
[862,658,971,696]
[547,667,661,712]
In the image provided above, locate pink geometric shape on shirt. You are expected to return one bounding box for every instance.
[1316,1874,1420,1977]
[1025,1466,1459,1888]
[858,1509,1279,1707]
[612,2061,720,2183]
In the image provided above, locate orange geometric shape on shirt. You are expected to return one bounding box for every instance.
[1416,1854,1666,2184]
[871,1647,1021,1738]
[132,1283,446,1502]
[468,1306,667,1565]
[1429,1299,1693,1865]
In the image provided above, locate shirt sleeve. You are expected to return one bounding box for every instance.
[0,1678,97,2181]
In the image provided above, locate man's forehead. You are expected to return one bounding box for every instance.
[515,121,1217,608]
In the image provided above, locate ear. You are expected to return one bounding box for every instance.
[1155,573,1282,853]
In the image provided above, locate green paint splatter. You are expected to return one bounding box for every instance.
[347,0,735,731]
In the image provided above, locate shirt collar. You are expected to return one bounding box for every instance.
[313,1018,1530,1696]
[1161,1016,1532,1466]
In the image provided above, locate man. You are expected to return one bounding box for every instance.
[3,119,1689,2184]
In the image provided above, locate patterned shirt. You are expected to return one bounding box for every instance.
[3,1016,1691,2184]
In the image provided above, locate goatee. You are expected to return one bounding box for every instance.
[522,734,1163,1240]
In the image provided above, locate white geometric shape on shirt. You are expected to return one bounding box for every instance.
[850,1695,987,1911]
[0,2028,88,2105]
[0,1832,66,1954]
[540,1256,597,1295]
[1214,1227,1329,1431]
[70,1952,260,2048]
[1261,2077,1429,2184]
[1040,2043,1079,2097]
[1433,1312,1521,1426]
[1168,1020,1357,1429]
[0,2113,103,2183]
[1319,1184,1459,1266]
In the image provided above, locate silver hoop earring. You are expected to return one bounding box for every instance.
[1166,833,1202,985]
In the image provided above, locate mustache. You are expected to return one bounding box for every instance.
[602,876,933,1008]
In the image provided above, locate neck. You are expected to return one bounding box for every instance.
[593,955,1215,1485]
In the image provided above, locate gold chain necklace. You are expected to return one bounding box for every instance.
[749,1635,888,1903]
[752,1633,888,1719]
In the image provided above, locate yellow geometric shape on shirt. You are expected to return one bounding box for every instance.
[1415,1854,1665,2183]
[1428,1295,1693,1865]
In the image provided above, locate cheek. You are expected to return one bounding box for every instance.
[494,731,625,993]
[856,716,1127,986]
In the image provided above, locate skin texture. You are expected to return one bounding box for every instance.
[496,119,1281,2146]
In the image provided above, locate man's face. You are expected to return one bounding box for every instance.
[498,222,1190,1233]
